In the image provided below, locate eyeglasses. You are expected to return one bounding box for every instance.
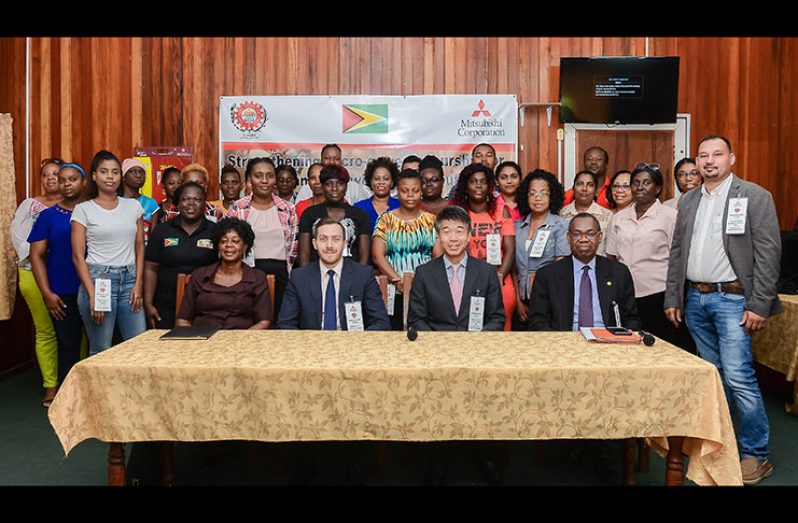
[528,190,550,199]
[612,183,631,190]
[568,231,600,240]
[634,162,660,171]
[676,170,700,180]
[421,178,442,186]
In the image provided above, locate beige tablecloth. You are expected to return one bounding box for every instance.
[753,294,798,381]
[49,330,742,486]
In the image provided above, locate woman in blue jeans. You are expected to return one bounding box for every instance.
[71,150,147,354]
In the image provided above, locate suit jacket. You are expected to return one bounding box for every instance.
[277,258,390,330]
[528,255,641,331]
[407,255,505,331]
[664,174,783,317]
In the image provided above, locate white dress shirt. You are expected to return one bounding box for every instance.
[686,174,738,283]
[320,258,344,330]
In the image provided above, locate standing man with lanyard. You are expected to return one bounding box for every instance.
[665,135,782,485]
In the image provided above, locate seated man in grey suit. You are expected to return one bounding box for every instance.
[528,213,641,332]
[408,205,505,331]
[277,216,389,331]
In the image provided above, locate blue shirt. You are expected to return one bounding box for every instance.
[27,205,81,295]
[354,197,400,230]
[515,212,570,300]
[572,257,605,331]
[136,194,160,221]
[443,254,468,284]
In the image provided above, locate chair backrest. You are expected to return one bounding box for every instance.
[266,274,276,325]
[375,273,389,308]
[175,273,192,319]
[402,272,414,330]
[175,271,276,328]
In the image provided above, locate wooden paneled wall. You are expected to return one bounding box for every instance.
[14,36,795,228]
[2,37,796,215]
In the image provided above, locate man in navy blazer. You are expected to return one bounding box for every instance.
[277,216,389,330]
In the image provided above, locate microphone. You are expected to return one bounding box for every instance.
[640,330,656,346]
[407,324,418,342]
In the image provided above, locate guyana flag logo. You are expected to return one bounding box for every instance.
[342,104,389,134]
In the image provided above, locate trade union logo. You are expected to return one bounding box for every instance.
[342,104,389,134]
[471,99,492,117]
[231,101,269,137]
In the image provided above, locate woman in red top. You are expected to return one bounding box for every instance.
[294,163,326,220]
[450,164,516,331]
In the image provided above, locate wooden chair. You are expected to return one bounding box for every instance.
[175,272,276,326]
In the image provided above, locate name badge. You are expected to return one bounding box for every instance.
[528,229,551,258]
[468,296,486,332]
[386,283,396,316]
[345,300,364,331]
[725,197,748,235]
[94,278,112,312]
[196,239,214,250]
[486,234,502,265]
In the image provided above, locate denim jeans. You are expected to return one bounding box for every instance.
[77,264,146,355]
[685,287,770,459]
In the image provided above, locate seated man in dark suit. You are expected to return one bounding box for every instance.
[278,216,389,331]
[528,212,641,483]
[408,205,505,331]
[406,205,505,485]
[528,213,641,332]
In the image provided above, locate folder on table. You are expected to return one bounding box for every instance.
[160,325,220,340]
[580,328,643,344]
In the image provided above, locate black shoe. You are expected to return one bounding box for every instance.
[287,457,316,485]
[479,458,504,485]
[425,457,447,486]
[345,457,366,485]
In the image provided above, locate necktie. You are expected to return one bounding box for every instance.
[323,269,337,330]
[450,263,463,314]
[578,266,594,328]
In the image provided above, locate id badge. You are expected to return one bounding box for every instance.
[468,296,486,332]
[386,283,396,316]
[725,198,748,235]
[529,229,551,258]
[94,278,112,312]
[345,301,365,331]
[486,234,502,265]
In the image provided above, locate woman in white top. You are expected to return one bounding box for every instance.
[663,157,702,209]
[71,150,146,354]
[11,158,63,406]
[559,170,614,255]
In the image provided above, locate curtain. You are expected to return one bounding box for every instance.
[0,114,17,320]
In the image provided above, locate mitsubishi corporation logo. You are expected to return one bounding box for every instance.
[342,104,389,134]
[231,101,268,138]
[472,99,492,117]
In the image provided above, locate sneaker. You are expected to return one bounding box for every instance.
[741,457,773,485]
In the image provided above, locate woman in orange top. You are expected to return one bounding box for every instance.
[450,163,516,331]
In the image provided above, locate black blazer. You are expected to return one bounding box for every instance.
[528,255,641,331]
[277,258,390,330]
[408,255,505,331]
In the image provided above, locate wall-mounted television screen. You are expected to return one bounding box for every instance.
[559,57,680,124]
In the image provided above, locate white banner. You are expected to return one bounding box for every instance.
[219,95,518,192]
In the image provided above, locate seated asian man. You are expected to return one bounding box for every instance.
[408,205,505,331]
[528,213,641,332]
[277,216,389,330]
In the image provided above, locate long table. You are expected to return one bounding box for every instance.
[753,294,798,414]
[48,330,742,486]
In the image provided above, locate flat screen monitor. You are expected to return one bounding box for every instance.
[559,57,680,124]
